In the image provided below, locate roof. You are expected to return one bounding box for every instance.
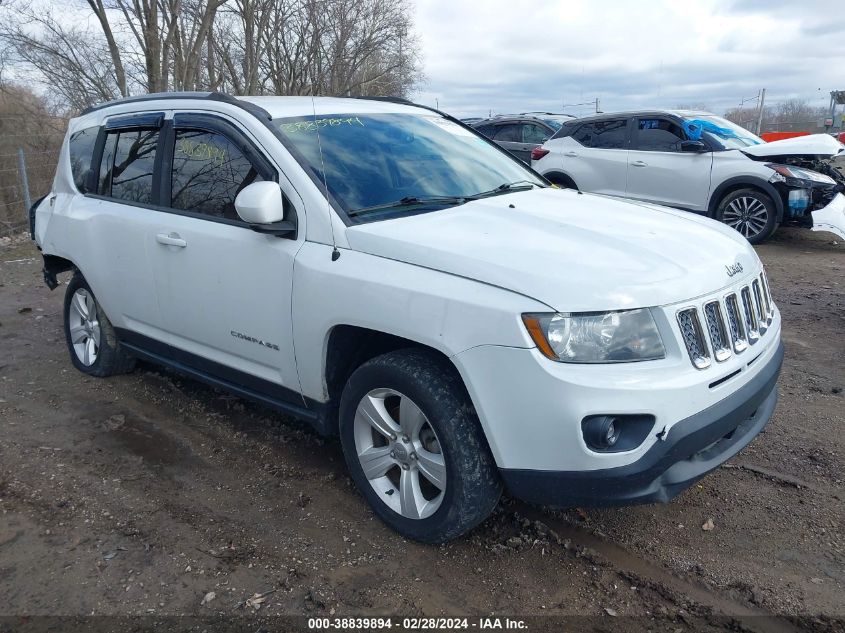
[79,91,429,119]
[566,109,715,123]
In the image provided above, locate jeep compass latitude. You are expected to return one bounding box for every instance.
[32,93,784,542]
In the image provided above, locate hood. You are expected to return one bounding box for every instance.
[345,188,759,312]
[743,133,845,159]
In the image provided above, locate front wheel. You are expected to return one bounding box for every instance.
[716,188,778,244]
[339,349,501,543]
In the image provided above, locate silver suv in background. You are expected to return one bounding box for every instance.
[531,110,845,243]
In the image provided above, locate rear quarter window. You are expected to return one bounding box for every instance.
[68,126,99,193]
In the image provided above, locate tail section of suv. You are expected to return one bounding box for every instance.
[34,92,784,542]
[532,109,845,244]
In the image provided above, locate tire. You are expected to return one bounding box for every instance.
[339,348,502,543]
[63,272,136,377]
[715,188,778,244]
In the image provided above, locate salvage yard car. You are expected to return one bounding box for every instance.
[33,92,786,542]
[531,109,845,244]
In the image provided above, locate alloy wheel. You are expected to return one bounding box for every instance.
[68,288,100,366]
[353,388,446,519]
[722,196,769,238]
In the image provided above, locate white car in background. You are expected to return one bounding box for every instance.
[33,93,784,542]
[531,110,845,244]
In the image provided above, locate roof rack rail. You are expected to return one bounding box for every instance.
[352,95,416,106]
[79,91,272,121]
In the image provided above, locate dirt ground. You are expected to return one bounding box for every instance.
[0,228,842,632]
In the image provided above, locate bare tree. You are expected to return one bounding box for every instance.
[0,0,424,111]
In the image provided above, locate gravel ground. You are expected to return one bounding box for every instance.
[0,228,842,632]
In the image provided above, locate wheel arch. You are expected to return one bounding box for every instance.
[708,176,784,222]
[42,254,77,290]
[542,170,579,190]
[320,325,471,436]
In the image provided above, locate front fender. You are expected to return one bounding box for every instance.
[291,241,547,402]
[708,176,785,222]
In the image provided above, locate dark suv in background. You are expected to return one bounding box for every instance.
[472,113,573,162]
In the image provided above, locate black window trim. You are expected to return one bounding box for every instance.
[84,111,298,239]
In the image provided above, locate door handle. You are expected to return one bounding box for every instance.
[631,160,648,167]
[563,151,578,157]
[156,232,187,248]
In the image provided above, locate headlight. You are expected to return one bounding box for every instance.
[766,164,835,185]
[522,309,665,363]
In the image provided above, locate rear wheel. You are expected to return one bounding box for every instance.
[339,349,501,543]
[716,188,778,244]
[63,273,135,377]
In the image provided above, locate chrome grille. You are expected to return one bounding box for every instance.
[677,308,710,369]
[675,272,775,369]
[703,301,731,362]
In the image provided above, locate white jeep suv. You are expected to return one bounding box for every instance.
[531,110,845,244]
[33,93,785,542]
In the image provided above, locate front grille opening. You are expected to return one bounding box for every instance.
[725,294,748,353]
[741,286,760,342]
[677,308,710,369]
[709,368,742,389]
[703,301,731,362]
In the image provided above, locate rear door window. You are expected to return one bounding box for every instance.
[635,118,686,151]
[98,128,159,203]
[492,124,521,142]
[573,119,628,149]
[522,123,550,144]
[170,129,262,220]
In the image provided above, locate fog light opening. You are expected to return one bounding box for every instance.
[581,414,656,453]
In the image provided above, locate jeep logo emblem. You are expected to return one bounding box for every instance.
[725,262,743,277]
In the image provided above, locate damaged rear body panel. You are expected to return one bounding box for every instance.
[743,134,845,237]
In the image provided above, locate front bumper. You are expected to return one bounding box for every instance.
[499,341,783,507]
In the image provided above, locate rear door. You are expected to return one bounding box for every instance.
[70,114,166,339]
[491,122,531,162]
[625,116,713,211]
[520,122,553,163]
[563,118,630,196]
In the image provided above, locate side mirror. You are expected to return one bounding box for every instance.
[681,140,708,153]
[234,181,296,238]
[235,181,286,224]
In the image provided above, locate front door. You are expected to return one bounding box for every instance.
[625,116,713,211]
[148,113,304,398]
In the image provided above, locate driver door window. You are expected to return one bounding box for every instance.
[170,128,263,220]
[634,118,686,152]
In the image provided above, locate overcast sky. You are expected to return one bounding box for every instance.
[413,0,843,118]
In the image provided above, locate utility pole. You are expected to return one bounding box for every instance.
[755,88,766,135]
[595,97,602,114]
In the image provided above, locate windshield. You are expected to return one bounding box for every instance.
[274,112,544,222]
[681,115,764,150]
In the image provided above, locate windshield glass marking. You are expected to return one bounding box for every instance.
[280,116,365,134]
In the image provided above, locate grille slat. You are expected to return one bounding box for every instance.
[752,280,767,334]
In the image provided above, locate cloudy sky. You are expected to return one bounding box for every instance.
[413,0,843,118]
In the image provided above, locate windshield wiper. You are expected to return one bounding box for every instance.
[468,181,543,199]
[348,195,468,218]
